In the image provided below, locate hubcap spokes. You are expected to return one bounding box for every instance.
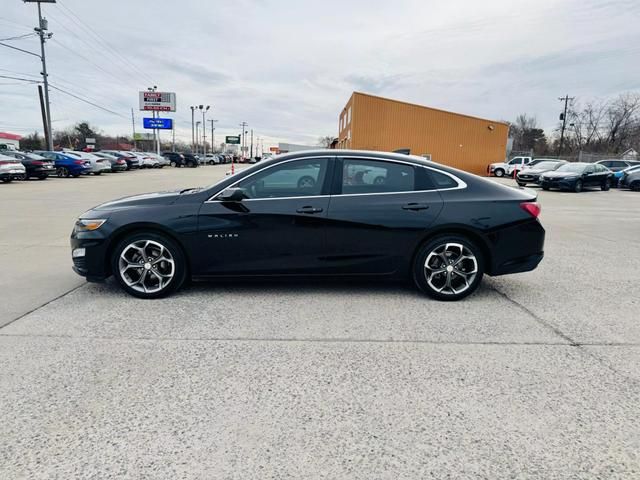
[424,243,478,295]
[119,240,175,293]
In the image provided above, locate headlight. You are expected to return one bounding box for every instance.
[75,218,106,232]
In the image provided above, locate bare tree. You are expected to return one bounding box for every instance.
[318,135,336,148]
[510,114,547,153]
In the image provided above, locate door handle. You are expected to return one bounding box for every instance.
[402,203,430,211]
[296,206,324,214]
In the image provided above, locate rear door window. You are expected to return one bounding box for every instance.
[341,159,415,194]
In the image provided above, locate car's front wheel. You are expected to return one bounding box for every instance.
[111,232,187,299]
[601,178,611,191]
[413,236,484,301]
[574,179,583,193]
[494,168,505,177]
[517,181,527,187]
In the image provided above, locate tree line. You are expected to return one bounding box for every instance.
[510,92,640,155]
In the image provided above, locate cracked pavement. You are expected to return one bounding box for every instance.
[1,169,639,479]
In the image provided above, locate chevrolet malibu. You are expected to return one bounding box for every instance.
[71,150,545,301]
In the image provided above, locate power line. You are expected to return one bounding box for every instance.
[48,84,127,119]
[0,41,40,58]
[0,74,40,83]
[0,33,38,42]
[54,1,155,86]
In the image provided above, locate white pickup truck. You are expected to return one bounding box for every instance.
[487,156,532,177]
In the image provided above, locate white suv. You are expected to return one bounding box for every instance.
[487,156,532,177]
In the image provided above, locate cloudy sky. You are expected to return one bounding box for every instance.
[1,0,639,148]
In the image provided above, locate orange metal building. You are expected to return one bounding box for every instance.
[336,92,509,175]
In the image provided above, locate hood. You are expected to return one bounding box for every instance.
[521,167,555,174]
[93,189,185,211]
[542,171,580,179]
[489,162,507,167]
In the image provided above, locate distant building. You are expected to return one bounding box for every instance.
[336,92,509,175]
[278,142,317,153]
[0,132,22,150]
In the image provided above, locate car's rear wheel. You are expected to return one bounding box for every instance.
[574,179,583,193]
[630,181,640,192]
[57,166,70,178]
[517,181,527,187]
[94,171,101,176]
[542,184,550,191]
[601,178,611,191]
[111,232,187,299]
[38,174,47,180]
[413,235,484,301]
[494,169,505,177]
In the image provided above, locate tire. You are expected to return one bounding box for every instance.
[38,175,47,180]
[601,178,611,191]
[373,176,386,185]
[517,181,527,187]
[170,161,177,167]
[111,232,187,299]
[630,181,640,192]
[542,184,550,191]
[574,179,583,193]
[72,174,81,178]
[94,171,101,176]
[1,178,12,183]
[413,235,484,301]
[494,169,505,178]
[208,160,215,165]
[297,176,316,189]
[57,167,70,178]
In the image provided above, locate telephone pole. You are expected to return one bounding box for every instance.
[239,121,248,160]
[250,129,254,159]
[26,0,55,150]
[208,119,218,152]
[190,106,196,152]
[558,94,575,155]
[131,108,137,150]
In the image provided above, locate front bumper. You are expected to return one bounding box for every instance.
[540,177,577,190]
[70,228,110,282]
[516,173,540,184]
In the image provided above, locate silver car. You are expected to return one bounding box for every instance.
[63,151,111,175]
[0,153,27,183]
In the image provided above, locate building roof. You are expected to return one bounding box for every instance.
[349,92,509,126]
[0,132,22,141]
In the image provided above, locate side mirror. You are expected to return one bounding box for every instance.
[218,187,247,202]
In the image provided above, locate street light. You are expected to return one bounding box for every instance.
[190,106,196,153]
[199,105,210,156]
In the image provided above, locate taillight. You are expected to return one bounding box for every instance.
[31,160,45,166]
[74,160,84,165]
[520,202,541,218]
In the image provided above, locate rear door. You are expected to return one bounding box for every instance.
[322,157,444,275]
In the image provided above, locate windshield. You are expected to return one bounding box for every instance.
[533,161,560,170]
[556,163,586,173]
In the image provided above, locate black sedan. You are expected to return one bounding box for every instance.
[2,150,55,179]
[540,162,613,192]
[70,150,545,301]
[516,160,567,187]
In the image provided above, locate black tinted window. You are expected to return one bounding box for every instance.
[238,158,329,199]
[429,170,459,189]
[341,159,415,194]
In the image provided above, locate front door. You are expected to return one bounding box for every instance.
[322,157,444,275]
[196,157,334,276]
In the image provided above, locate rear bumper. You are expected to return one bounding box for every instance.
[0,170,25,179]
[487,219,546,276]
[492,252,544,275]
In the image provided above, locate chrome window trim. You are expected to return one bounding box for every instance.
[205,154,467,203]
[206,156,332,202]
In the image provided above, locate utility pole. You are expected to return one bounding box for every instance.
[239,121,248,160]
[558,94,574,155]
[195,121,201,155]
[27,0,55,150]
[37,85,49,148]
[208,119,217,152]
[190,106,196,153]
[200,105,209,157]
[250,129,254,159]
[131,108,137,150]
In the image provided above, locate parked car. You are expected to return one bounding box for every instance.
[162,152,186,167]
[63,151,111,175]
[182,153,199,167]
[540,162,614,192]
[487,156,532,177]
[142,152,169,167]
[2,150,55,179]
[101,150,140,170]
[618,164,640,191]
[128,151,159,169]
[522,158,564,169]
[596,159,640,186]
[0,153,27,183]
[204,153,221,165]
[70,150,545,301]
[94,152,127,172]
[515,160,567,186]
[35,151,92,178]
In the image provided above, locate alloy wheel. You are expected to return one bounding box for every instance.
[424,243,478,296]
[297,176,316,188]
[118,240,175,294]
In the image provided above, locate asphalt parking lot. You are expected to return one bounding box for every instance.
[1,168,639,478]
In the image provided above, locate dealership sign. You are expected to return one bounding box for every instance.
[143,118,173,130]
[225,135,241,144]
[139,91,176,112]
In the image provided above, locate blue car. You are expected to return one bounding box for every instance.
[34,151,92,178]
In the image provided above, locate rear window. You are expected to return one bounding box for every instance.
[428,169,459,189]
